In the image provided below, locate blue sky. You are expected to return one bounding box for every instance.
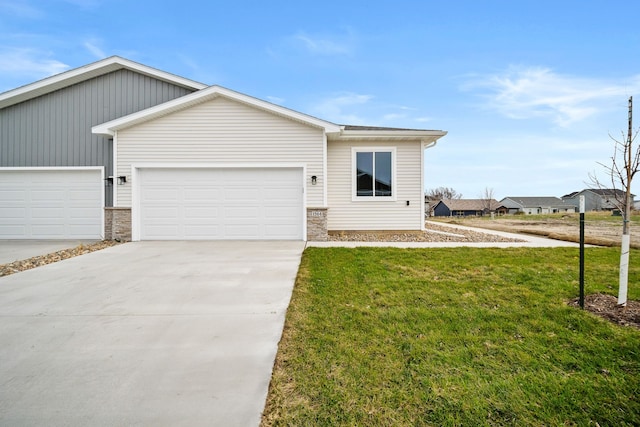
[1,0,639,199]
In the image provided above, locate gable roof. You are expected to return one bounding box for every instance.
[501,196,569,208]
[437,198,502,211]
[0,56,207,110]
[562,191,579,198]
[92,84,342,136]
[580,188,632,197]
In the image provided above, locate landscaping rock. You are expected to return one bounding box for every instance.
[328,223,525,243]
[0,241,120,277]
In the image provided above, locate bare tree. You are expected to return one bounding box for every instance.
[479,187,495,214]
[589,96,639,306]
[425,187,462,202]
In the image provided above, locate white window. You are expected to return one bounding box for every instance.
[352,147,396,201]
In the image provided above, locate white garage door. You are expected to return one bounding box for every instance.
[0,168,103,239]
[138,167,303,240]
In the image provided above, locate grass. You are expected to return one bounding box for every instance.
[262,247,640,426]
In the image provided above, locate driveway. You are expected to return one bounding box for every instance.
[0,240,99,265]
[0,241,305,426]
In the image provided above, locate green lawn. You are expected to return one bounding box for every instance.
[263,247,640,426]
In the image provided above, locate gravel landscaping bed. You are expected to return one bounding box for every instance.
[0,240,120,277]
[328,222,526,243]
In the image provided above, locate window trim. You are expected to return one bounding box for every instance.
[351,147,397,201]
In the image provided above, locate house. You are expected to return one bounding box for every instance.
[1,57,447,241]
[432,199,504,217]
[562,189,635,211]
[500,196,576,215]
[0,56,206,240]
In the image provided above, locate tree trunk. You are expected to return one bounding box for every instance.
[618,97,633,307]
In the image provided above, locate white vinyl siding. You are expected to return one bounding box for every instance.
[327,140,423,230]
[115,96,324,207]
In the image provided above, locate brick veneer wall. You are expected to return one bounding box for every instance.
[104,207,132,241]
[307,207,328,241]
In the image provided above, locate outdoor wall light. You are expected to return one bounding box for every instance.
[104,177,114,187]
[117,176,127,185]
[311,175,317,185]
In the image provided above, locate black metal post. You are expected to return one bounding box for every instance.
[579,196,585,309]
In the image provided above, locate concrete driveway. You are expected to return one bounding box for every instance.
[0,241,305,426]
[0,240,99,265]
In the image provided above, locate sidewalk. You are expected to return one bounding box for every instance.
[307,222,582,248]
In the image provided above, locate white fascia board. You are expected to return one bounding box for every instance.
[92,85,341,136]
[0,56,207,109]
[334,129,447,143]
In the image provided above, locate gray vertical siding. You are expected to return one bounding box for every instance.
[0,69,196,206]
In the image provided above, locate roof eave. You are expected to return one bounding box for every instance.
[330,129,447,142]
[0,56,207,110]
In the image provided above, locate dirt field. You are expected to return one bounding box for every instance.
[433,213,640,248]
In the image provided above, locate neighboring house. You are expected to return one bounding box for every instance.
[1,57,447,241]
[562,189,635,211]
[500,196,576,215]
[432,199,503,217]
[0,56,206,239]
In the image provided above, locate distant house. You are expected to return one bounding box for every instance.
[562,189,635,211]
[432,199,504,217]
[500,196,576,215]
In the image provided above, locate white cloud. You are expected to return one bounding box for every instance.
[415,116,433,123]
[383,113,405,121]
[311,92,373,124]
[0,48,68,78]
[83,39,106,59]
[464,66,640,127]
[293,31,353,55]
[310,92,438,127]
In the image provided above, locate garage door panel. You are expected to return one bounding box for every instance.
[184,207,220,219]
[265,224,300,237]
[31,224,66,236]
[184,225,221,238]
[0,190,26,202]
[225,206,259,218]
[0,225,26,235]
[224,224,260,238]
[31,190,66,201]
[139,168,303,240]
[224,188,260,201]
[31,207,65,218]
[184,188,222,200]
[0,207,26,218]
[143,188,179,202]
[264,187,300,200]
[144,206,180,219]
[144,225,180,238]
[264,206,297,223]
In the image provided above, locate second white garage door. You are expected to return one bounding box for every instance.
[138,167,304,240]
[0,168,103,239]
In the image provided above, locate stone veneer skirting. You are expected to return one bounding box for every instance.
[306,207,328,241]
[104,207,327,242]
[104,207,132,241]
